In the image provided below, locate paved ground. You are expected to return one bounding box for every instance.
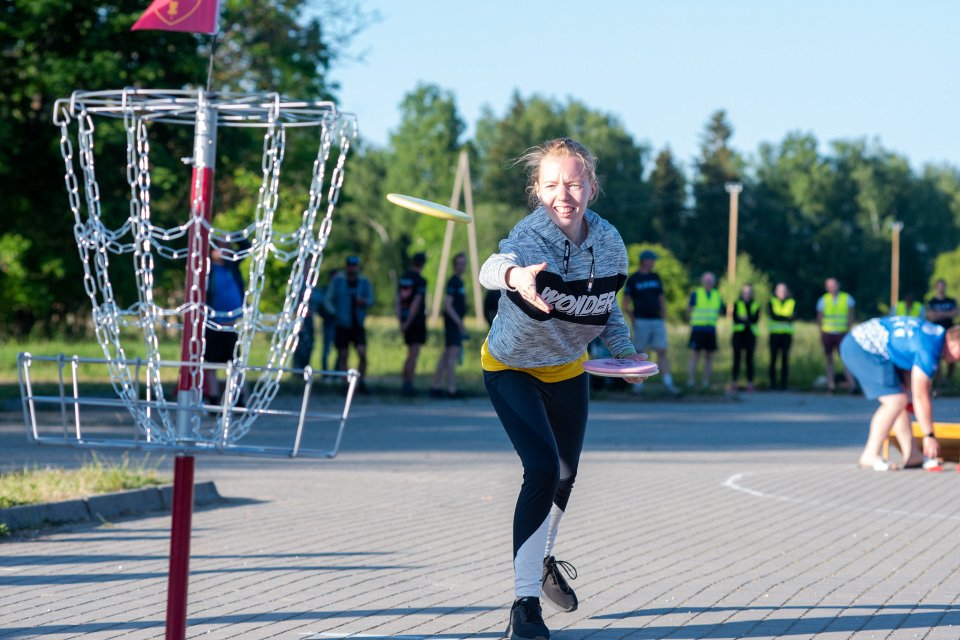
[3,390,960,639]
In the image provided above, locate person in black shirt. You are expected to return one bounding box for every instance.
[431,252,468,398]
[397,252,428,396]
[729,284,760,392]
[927,278,958,382]
[624,250,677,393]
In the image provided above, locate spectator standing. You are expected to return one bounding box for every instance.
[203,240,250,405]
[768,282,796,390]
[894,293,923,318]
[431,252,469,398]
[687,271,722,389]
[624,249,678,394]
[730,284,760,392]
[325,256,374,394]
[397,252,428,396]
[293,283,324,371]
[926,278,958,383]
[817,277,856,393]
[318,269,340,375]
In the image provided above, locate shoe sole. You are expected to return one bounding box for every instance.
[504,625,549,640]
[541,596,577,613]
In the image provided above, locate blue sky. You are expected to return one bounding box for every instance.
[324,0,958,173]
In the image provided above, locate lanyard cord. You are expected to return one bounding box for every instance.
[563,241,596,292]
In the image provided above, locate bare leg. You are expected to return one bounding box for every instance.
[859,393,907,467]
[356,344,367,378]
[403,344,421,384]
[825,351,836,391]
[703,352,714,387]
[688,351,700,387]
[656,349,672,378]
[445,346,461,393]
[432,348,448,389]
[892,408,922,466]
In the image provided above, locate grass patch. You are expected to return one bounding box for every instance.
[0,454,168,509]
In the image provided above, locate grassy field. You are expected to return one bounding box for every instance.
[0,316,896,397]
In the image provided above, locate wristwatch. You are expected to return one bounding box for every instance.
[924,433,936,438]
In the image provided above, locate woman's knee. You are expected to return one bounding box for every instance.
[523,457,561,489]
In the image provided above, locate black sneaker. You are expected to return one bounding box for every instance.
[541,556,578,612]
[505,597,549,640]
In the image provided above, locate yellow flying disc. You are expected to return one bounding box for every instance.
[386,193,473,224]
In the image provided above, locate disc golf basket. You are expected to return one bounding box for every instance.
[17,88,359,639]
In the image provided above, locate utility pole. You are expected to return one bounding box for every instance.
[891,221,903,312]
[725,182,743,320]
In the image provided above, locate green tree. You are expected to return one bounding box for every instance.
[647,147,688,251]
[686,110,745,275]
[474,93,647,242]
[0,0,369,334]
[381,83,465,309]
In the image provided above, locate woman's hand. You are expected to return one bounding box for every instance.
[507,263,553,314]
[621,352,650,385]
[923,435,941,460]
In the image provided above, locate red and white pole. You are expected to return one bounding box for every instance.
[167,92,217,640]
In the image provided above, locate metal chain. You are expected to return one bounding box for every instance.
[56,91,357,446]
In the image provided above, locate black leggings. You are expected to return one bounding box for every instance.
[769,333,792,389]
[483,369,588,560]
[731,331,756,383]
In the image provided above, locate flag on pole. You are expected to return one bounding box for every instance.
[131,0,219,34]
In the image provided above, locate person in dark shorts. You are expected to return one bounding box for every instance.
[431,252,468,398]
[624,249,677,394]
[841,316,960,470]
[325,255,374,393]
[926,278,958,382]
[768,282,796,390]
[203,239,250,405]
[686,271,722,389]
[397,252,428,396]
[817,277,856,393]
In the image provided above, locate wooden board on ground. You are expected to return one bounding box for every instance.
[885,422,960,463]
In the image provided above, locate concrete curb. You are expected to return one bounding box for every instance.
[0,481,222,533]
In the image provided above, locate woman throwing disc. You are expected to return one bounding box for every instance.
[479,138,646,640]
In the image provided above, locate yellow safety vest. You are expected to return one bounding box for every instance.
[733,300,760,334]
[895,300,923,317]
[691,288,722,328]
[821,292,851,333]
[769,298,795,335]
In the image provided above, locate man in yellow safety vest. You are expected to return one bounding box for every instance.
[768,282,795,390]
[687,271,722,389]
[817,277,856,393]
[893,293,923,318]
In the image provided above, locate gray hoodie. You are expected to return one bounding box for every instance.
[480,207,636,368]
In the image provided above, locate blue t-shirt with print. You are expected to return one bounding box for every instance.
[851,316,945,377]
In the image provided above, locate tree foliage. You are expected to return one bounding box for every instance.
[0,0,369,334]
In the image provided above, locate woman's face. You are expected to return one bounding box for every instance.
[536,154,594,233]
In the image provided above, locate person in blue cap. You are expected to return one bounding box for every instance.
[624,249,678,394]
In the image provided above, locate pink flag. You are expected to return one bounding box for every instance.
[131,0,219,34]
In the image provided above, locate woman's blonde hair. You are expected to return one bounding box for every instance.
[513,137,600,208]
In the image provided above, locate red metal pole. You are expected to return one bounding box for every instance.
[167,91,217,639]
[165,455,195,640]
